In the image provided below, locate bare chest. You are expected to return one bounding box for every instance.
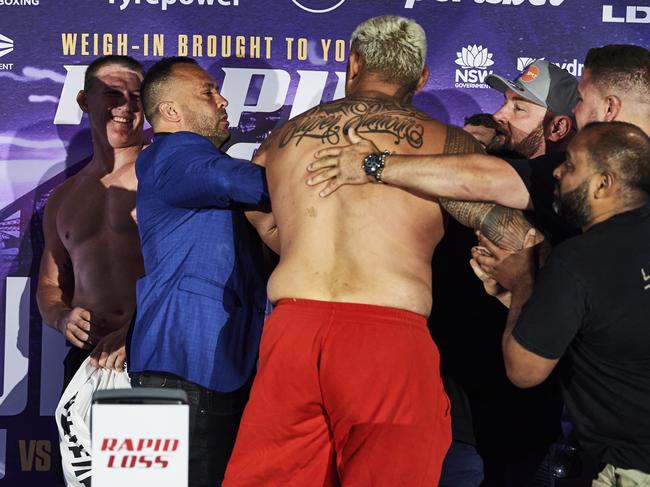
[56,179,138,250]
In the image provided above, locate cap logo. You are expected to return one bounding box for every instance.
[520,65,539,83]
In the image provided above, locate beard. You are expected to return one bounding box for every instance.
[505,123,545,158]
[185,107,229,148]
[485,134,504,154]
[555,179,592,229]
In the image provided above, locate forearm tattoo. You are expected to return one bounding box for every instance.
[438,126,532,252]
[278,97,431,149]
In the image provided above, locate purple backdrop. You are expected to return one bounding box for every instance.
[0,0,647,484]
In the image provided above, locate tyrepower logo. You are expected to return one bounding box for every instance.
[405,0,565,9]
[517,57,583,77]
[0,33,14,71]
[291,0,346,13]
[101,438,179,469]
[108,0,238,12]
[454,45,494,89]
[602,5,650,23]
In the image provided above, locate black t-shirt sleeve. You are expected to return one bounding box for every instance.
[512,255,587,360]
[505,154,563,211]
[505,154,579,244]
[506,157,534,192]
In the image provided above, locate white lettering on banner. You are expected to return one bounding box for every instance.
[517,57,584,77]
[0,277,30,416]
[404,0,564,8]
[0,0,40,5]
[54,65,86,125]
[290,70,330,119]
[55,66,347,129]
[226,69,346,160]
[602,5,650,23]
[220,68,291,128]
[108,0,238,12]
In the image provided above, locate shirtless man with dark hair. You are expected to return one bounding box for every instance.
[224,15,533,487]
[37,55,145,385]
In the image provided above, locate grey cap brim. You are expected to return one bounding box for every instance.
[486,74,548,109]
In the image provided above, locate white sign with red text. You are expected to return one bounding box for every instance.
[91,404,189,487]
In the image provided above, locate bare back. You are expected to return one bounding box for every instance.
[257,96,472,316]
[40,161,144,331]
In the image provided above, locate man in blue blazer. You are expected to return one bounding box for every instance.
[128,57,277,487]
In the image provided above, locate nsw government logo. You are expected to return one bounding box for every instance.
[0,33,14,58]
[0,33,14,71]
[291,0,346,13]
[454,45,494,89]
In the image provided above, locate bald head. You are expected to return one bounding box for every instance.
[579,121,650,200]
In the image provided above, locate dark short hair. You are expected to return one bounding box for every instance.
[83,55,144,91]
[140,56,198,125]
[582,121,650,198]
[463,113,500,131]
[584,45,650,100]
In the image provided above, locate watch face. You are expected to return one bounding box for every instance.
[364,154,380,174]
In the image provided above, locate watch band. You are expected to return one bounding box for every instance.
[375,150,390,183]
[363,150,391,183]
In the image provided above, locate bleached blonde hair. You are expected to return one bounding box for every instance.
[350,15,427,86]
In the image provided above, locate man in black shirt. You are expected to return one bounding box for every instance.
[475,121,650,485]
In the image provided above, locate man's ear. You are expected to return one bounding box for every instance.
[158,101,181,124]
[546,115,572,142]
[415,66,430,93]
[593,170,615,199]
[604,95,622,122]
[76,90,88,113]
[347,51,364,83]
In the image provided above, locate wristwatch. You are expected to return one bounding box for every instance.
[362,150,390,183]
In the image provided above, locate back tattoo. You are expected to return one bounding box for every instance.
[278,97,431,149]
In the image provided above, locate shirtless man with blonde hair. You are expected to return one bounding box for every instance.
[37,55,145,384]
[224,16,533,487]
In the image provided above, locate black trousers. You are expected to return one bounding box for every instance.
[62,346,92,393]
[130,371,252,487]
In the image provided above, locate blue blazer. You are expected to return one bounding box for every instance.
[129,131,270,392]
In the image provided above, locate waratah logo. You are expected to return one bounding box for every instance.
[455,45,494,70]
[0,33,14,58]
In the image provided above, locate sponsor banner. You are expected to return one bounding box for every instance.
[0,1,645,485]
[602,4,650,24]
[92,404,189,486]
[454,44,494,89]
[516,56,584,78]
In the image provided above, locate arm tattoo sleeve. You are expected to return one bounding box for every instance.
[438,126,533,252]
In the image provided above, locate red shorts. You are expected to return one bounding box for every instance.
[224,299,451,486]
